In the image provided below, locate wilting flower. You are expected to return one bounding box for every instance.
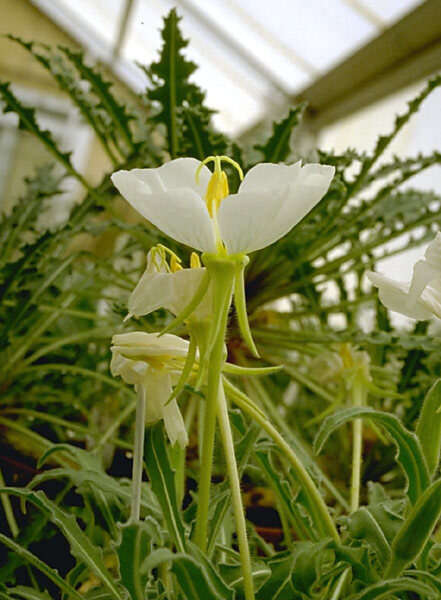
[368,233,441,320]
[127,245,212,322]
[111,156,335,255]
[111,332,189,447]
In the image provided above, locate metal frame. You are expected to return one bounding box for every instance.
[242,0,441,139]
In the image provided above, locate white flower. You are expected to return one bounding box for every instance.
[111,332,189,447]
[367,233,441,320]
[127,246,212,322]
[111,156,335,255]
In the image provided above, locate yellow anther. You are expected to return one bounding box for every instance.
[156,244,182,273]
[170,255,182,272]
[195,155,244,218]
[190,252,201,269]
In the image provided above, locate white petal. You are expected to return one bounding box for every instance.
[239,161,302,193]
[424,231,441,267]
[112,331,189,358]
[162,398,188,447]
[144,372,188,447]
[218,162,334,254]
[110,352,148,384]
[111,171,215,252]
[144,371,170,424]
[422,280,441,319]
[367,271,433,320]
[169,268,213,319]
[408,259,440,303]
[133,158,211,195]
[128,271,175,318]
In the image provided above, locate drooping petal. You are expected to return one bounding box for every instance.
[110,352,148,384]
[144,370,171,424]
[111,170,216,252]
[218,162,334,254]
[144,371,188,447]
[367,272,433,320]
[162,397,189,447]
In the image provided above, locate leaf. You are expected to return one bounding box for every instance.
[348,577,436,599]
[416,379,441,477]
[142,545,234,600]
[144,423,187,553]
[146,9,226,160]
[255,103,305,163]
[0,488,126,600]
[385,479,441,577]
[347,73,441,197]
[346,507,391,566]
[115,522,153,600]
[6,36,120,164]
[0,81,85,185]
[0,534,83,599]
[6,586,52,600]
[60,47,135,153]
[314,406,430,504]
[147,8,197,158]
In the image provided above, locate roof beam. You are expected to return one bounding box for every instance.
[241,0,441,138]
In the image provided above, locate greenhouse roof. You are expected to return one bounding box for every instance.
[31,0,427,134]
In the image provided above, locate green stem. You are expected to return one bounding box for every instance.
[130,385,146,522]
[225,378,339,543]
[350,380,364,513]
[194,257,235,551]
[217,385,255,600]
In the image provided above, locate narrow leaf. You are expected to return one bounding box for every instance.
[385,479,441,578]
[416,379,441,477]
[144,423,187,553]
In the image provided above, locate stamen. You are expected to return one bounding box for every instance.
[156,244,183,273]
[190,252,201,269]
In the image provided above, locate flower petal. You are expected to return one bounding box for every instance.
[112,332,189,357]
[111,169,215,252]
[162,398,188,447]
[144,371,188,447]
[239,161,303,193]
[408,259,440,303]
[422,280,441,319]
[367,271,433,320]
[218,162,334,254]
[128,271,175,318]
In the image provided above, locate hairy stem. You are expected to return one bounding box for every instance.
[130,385,146,522]
[350,380,364,513]
[217,385,255,600]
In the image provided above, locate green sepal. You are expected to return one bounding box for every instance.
[165,331,197,406]
[233,259,260,357]
[159,269,210,336]
[223,363,283,377]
